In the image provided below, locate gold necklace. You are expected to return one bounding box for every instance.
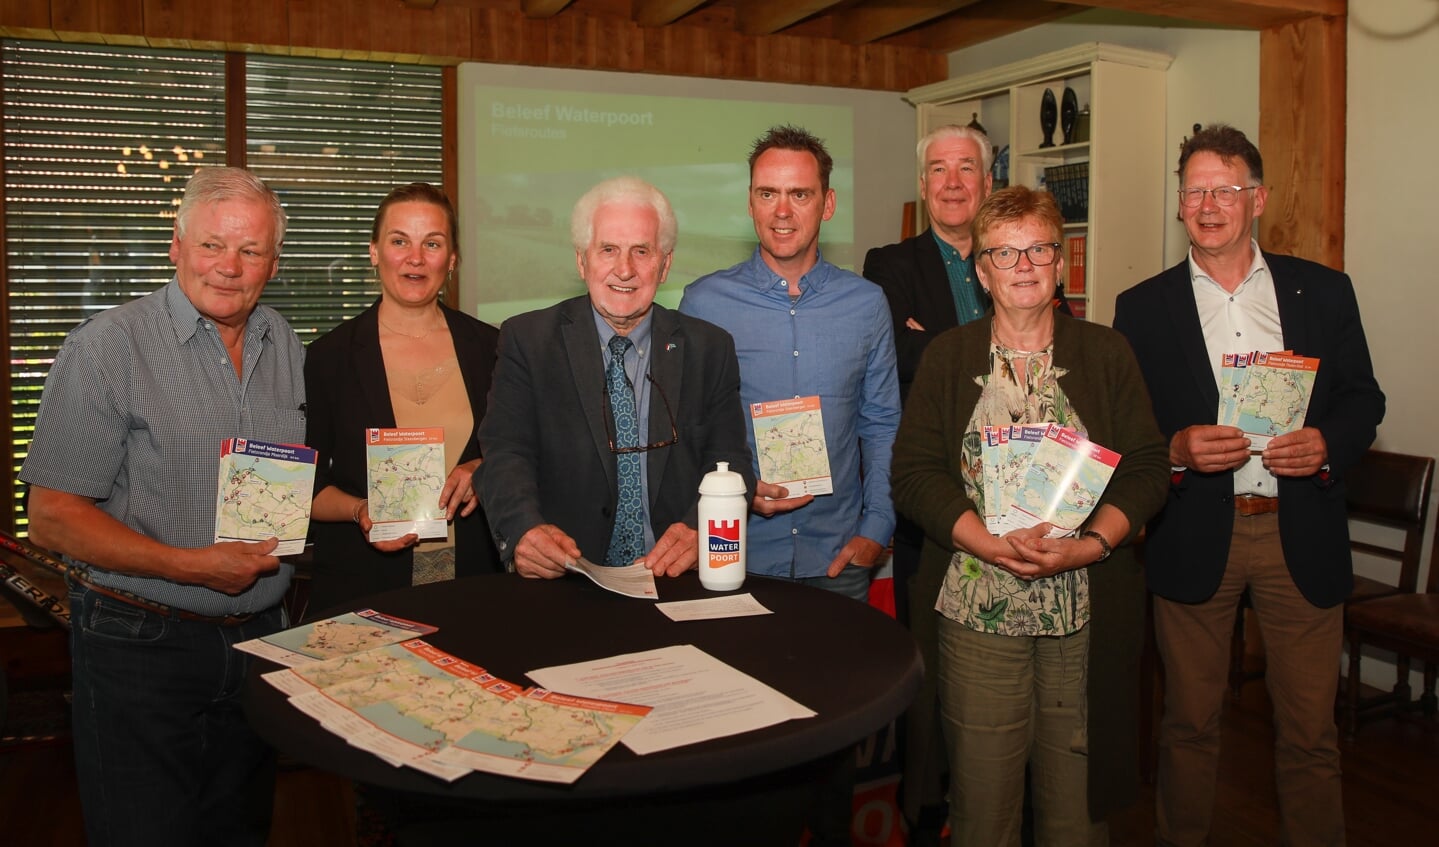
[379,313,444,339]
[991,325,1051,356]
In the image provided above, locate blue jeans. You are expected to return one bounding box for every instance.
[68,584,284,847]
[796,562,875,603]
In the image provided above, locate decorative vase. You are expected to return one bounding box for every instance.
[1061,87,1079,145]
[1039,88,1057,149]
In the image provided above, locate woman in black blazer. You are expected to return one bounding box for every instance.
[303,183,502,616]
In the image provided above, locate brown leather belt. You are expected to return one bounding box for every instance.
[1234,494,1279,517]
[68,569,259,626]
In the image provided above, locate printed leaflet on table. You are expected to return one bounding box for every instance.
[366,427,448,541]
[261,638,651,784]
[527,643,815,756]
[234,608,438,667]
[215,437,316,555]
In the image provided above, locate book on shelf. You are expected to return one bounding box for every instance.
[1064,234,1086,295]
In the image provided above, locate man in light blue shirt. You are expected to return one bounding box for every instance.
[680,125,900,603]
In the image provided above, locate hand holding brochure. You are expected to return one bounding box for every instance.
[215,437,316,555]
[750,396,833,497]
[366,428,447,541]
[565,558,659,599]
[1216,351,1319,450]
[980,425,1047,533]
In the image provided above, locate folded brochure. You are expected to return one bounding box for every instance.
[215,437,316,555]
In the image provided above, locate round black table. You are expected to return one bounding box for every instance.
[246,571,922,844]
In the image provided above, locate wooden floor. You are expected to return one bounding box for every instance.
[2,667,1435,846]
[1108,682,1439,846]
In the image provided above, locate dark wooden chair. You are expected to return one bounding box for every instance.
[1229,449,1435,698]
[1343,450,1435,602]
[1343,513,1439,738]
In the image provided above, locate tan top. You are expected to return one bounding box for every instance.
[383,326,473,552]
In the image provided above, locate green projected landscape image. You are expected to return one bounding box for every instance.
[463,82,855,325]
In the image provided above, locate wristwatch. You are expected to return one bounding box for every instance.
[1080,529,1112,562]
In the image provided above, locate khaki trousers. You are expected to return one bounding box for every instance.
[937,617,1105,847]
[1154,512,1345,846]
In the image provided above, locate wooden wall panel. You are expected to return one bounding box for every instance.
[0,0,948,91]
[0,0,51,38]
[288,0,470,62]
[51,0,144,44]
[142,0,289,52]
[365,0,471,62]
[471,7,547,66]
[1258,13,1345,269]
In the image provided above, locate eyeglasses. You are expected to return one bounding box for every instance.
[979,242,1062,270]
[1178,185,1260,208]
[602,373,680,454]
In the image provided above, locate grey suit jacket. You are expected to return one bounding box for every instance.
[476,296,755,563]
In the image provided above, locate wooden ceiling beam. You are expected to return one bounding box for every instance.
[633,0,709,27]
[919,0,1085,52]
[733,0,846,37]
[1060,0,1343,29]
[520,0,576,18]
[833,0,981,45]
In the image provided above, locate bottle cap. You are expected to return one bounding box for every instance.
[698,461,747,496]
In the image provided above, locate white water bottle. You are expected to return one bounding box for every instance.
[697,461,747,591]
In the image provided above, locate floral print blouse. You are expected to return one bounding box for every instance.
[935,340,1091,637]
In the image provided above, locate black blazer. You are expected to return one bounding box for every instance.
[476,296,755,564]
[304,301,503,614]
[863,228,960,401]
[1113,253,1385,608]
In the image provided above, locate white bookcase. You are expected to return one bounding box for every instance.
[906,43,1172,326]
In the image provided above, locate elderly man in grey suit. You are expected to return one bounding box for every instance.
[477,176,754,578]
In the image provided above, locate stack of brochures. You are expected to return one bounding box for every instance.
[1216,350,1320,449]
[237,611,650,784]
[982,422,1121,538]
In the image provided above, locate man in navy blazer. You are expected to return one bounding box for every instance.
[1114,124,1384,846]
[476,176,754,578]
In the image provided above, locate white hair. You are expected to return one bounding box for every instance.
[176,166,287,252]
[570,176,677,254]
[916,125,994,181]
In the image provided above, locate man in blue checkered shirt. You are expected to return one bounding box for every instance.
[21,167,305,847]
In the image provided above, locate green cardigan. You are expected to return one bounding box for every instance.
[891,311,1170,821]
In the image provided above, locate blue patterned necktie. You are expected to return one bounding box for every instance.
[605,334,644,566]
